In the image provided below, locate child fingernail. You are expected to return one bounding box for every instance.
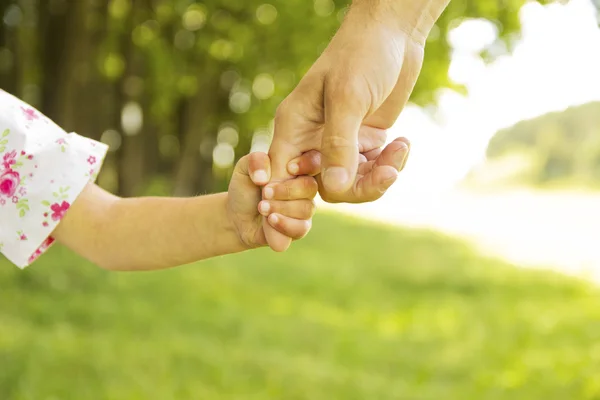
[259,201,270,215]
[252,170,268,183]
[288,162,299,174]
[264,187,274,199]
[269,214,279,224]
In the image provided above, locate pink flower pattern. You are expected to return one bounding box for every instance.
[27,237,55,265]
[0,169,20,197]
[1,91,108,267]
[2,150,16,169]
[50,201,70,221]
[21,107,39,122]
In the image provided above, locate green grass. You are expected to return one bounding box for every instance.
[1,212,600,399]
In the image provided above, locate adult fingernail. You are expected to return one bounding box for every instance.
[259,201,270,215]
[394,144,409,169]
[288,162,299,175]
[264,187,274,199]
[384,172,398,185]
[322,167,349,193]
[252,170,268,184]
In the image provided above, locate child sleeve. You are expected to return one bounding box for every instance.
[0,90,108,268]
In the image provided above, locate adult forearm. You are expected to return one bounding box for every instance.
[350,0,451,43]
[54,184,247,271]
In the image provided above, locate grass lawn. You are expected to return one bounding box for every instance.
[1,212,600,399]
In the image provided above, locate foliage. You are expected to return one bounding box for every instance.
[1,212,600,399]
[481,102,600,188]
[0,0,545,195]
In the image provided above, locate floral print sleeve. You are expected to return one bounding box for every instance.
[0,90,108,268]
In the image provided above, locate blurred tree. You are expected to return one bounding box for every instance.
[485,102,600,187]
[593,0,600,25]
[0,0,550,196]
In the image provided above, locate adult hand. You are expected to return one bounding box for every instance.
[263,0,449,250]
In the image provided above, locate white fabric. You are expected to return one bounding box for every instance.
[0,90,107,268]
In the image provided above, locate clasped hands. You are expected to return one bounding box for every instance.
[254,10,428,252]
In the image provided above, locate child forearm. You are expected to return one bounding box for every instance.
[53,184,247,271]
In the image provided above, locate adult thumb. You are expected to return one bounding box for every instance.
[320,108,362,194]
[262,109,304,252]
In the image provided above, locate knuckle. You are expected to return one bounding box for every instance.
[301,177,315,193]
[294,178,315,200]
[321,134,357,153]
[304,201,316,217]
[284,182,292,199]
[325,74,363,100]
[276,182,291,200]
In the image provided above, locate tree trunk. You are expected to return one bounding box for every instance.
[0,0,19,96]
[73,0,109,141]
[116,0,150,197]
[38,0,88,127]
[173,98,205,196]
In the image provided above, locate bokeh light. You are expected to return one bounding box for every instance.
[183,5,207,31]
[121,102,143,136]
[252,73,275,100]
[212,142,235,168]
[100,129,122,152]
[256,4,278,25]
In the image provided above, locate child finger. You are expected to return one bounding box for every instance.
[267,214,312,240]
[248,152,271,185]
[287,150,321,176]
[258,199,316,220]
[263,176,318,201]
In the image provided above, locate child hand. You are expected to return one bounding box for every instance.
[227,152,318,251]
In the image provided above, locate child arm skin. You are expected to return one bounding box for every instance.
[52,152,318,272]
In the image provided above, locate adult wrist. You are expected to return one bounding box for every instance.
[349,0,451,45]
